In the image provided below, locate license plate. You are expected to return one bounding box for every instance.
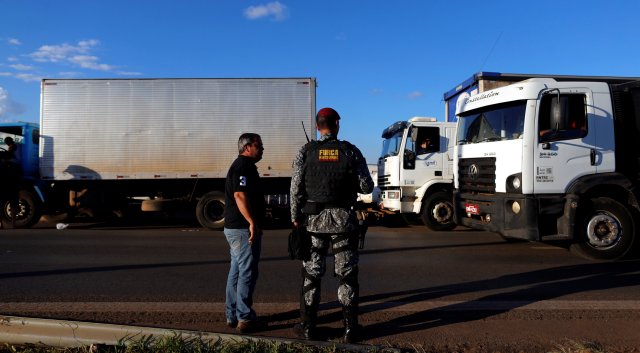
[465,203,480,215]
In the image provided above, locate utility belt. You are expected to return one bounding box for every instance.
[301,201,354,215]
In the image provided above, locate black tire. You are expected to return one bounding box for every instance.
[421,191,456,231]
[196,191,225,230]
[570,197,636,261]
[1,189,42,229]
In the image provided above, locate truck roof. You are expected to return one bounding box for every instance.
[443,72,640,101]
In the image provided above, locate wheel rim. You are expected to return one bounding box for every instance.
[5,200,31,222]
[204,199,224,222]
[431,201,453,223]
[586,212,622,250]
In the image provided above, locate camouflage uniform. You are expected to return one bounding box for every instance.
[290,132,373,340]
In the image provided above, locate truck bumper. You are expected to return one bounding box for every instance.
[454,191,540,241]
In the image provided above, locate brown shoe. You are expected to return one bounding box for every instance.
[237,319,266,334]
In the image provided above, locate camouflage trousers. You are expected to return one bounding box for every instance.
[300,232,359,312]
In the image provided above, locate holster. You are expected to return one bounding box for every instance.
[301,202,322,215]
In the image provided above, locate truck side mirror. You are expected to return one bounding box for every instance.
[403,149,416,170]
[549,90,563,132]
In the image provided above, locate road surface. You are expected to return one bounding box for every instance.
[1,220,639,352]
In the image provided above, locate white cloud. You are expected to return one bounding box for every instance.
[14,73,42,82]
[25,39,126,74]
[58,71,83,78]
[8,38,22,45]
[7,57,19,62]
[244,2,288,21]
[69,55,115,71]
[9,64,35,71]
[0,86,26,120]
[336,32,348,41]
[29,40,99,63]
[408,91,424,99]
[116,71,143,76]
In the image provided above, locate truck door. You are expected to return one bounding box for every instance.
[533,90,596,193]
[402,126,444,187]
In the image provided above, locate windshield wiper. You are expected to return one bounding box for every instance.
[457,139,469,145]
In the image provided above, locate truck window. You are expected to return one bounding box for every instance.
[32,129,40,145]
[457,101,526,144]
[414,127,440,155]
[538,94,587,142]
[380,130,403,158]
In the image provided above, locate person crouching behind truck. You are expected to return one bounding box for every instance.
[290,107,374,343]
[223,133,266,333]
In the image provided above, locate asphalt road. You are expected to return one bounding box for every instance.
[1,219,640,352]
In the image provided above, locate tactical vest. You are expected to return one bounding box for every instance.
[303,139,358,206]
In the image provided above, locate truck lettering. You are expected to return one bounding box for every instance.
[467,91,499,103]
[536,167,553,183]
[539,152,558,158]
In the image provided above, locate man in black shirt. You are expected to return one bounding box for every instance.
[223,133,265,333]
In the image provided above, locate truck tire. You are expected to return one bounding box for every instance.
[196,191,225,230]
[571,197,636,261]
[1,189,43,229]
[421,191,456,231]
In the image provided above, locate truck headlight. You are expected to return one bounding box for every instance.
[506,173,522,193]
[511,201,521,214]
[387,191,400,200]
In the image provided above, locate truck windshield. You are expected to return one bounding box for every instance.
[457,101,526,144]
[380,130,403,158]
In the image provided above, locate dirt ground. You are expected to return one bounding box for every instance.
[6,306,640,353]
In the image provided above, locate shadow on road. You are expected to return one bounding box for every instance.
[355,260,640,340]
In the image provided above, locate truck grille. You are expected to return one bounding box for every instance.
[378,174,390,186]
[458,158,496,194]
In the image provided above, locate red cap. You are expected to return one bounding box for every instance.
[316,107,340,122]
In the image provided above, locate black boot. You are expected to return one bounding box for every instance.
[342,306,361,343]
[293,305,317,340]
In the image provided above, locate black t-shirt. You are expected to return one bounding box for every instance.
[224,155,265,229]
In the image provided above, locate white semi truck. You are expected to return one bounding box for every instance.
[377,117,457,230]
[0,78,316,228]
[453,73,640,260]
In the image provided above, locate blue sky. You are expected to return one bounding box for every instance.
[1,0,640,163]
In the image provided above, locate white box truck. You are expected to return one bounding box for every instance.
[1,78,316,228]
[453,72,640,260]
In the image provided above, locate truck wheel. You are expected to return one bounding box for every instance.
[571,197,636,261]
[421,191,456,231]
[196,191,225,230]
[1,189,43,229]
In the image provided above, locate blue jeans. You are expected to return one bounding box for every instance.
[224,227,261,323]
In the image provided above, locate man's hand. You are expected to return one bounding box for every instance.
[249,223,262,245]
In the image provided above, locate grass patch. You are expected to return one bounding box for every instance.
[0,335,392,353]
[549,339,606,353]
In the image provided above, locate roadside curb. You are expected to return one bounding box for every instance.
[0,315,399,352]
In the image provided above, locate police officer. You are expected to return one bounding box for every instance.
[290,107,374,343]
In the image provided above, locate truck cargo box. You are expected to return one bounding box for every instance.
[40,78,316,180]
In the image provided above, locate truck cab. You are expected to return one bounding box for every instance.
[377,117,457,230]
[0,122,44,227]
[453,75,640,260]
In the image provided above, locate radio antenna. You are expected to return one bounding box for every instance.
[302,121,310,142]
